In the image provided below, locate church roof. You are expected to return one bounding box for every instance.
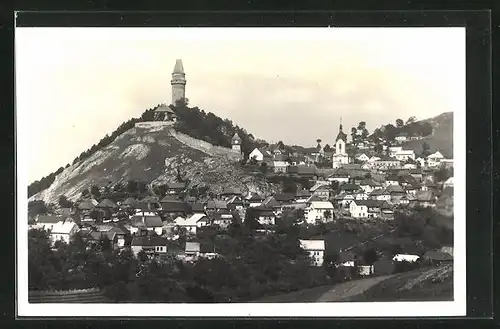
[231,132,242,142]
[335,124,347,142]
[173,59,184,74]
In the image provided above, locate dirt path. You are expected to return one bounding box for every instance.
[317,275,394,302]
[253,274,395,302]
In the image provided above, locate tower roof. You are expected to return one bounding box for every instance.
[173,59,184,74]
[232,132,242,142]
[335,123,347,142]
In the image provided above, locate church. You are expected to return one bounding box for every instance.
[331,121,350,169]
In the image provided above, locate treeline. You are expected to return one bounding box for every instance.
[172,100,256,159]
[370,117,433,142]
[28,108,156,198]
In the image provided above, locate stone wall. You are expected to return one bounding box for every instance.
[169,129,242,160]
[134,121,174,129]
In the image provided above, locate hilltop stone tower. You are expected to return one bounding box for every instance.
[171,59,186,105]
[231,132,242,154]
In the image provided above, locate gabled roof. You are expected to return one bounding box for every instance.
[160,195,182,203]
[78,199,96,210]
[154,104,175,113]
[386,184,405,194]
[248,193,264,201]
[274,193,296,202]
[166,182,186,189]
[339,251,356,262]
[231,132,242,142]
[131,216,163,228]
[350,200,390,209]
[340,183,361,191]
[175,213,208,226]
[416,190,435,202]
[370,188,390,196]
[190,203,206,213]
[36,215,63,224]
[206,200,228,209]
[299,239,325,251]
[310,182,330,192]
[121,197,138,206]
[96,198,118,209]
[142,196,160,204]
[360,179,381,187]
[221,187,242,195]
[185,241,200,253]
[308,201,334,209]
[306,194,324,203]
[200,243,216,254]
[161,201,187,212]
[51,221,78,234]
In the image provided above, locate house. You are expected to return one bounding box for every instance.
[184,241,201,261]
[414,190,436,208]
[427,151,444,167]
[77,199,98,212]
[273,154,289,173]
[175,213,210,234]
[199,243,218,259]
[189,203,206,214]
[294,189,312,203]
[338,251,356,267]
[211,212,234,229]
[141,196,161,210]
[395,150,415,161]
[374,157,401,170]
[386,184,406,203]
[369,188,391,202]
[443,177,454,189]
[422,251,453,264]
[120,197,138,209]
[299,239,325,267]
[440,159,454,168]
[248,148,265,162]
[349,200,391,218]
[392,254,420,263]
[384,174,400,186]
[287,165,318,179]
[358,265,374,276]
[50,220,79,245]
[160,200,187,217]
[273,193,296,205]
[165,182,186,195]
[96,198,119,211]
[304,201,334,224]
[131,236,169,257]
[33,215,64,231]
[205,200,228,213]
[226,195,245,210]
[309,183,331,200]
[88,230,118,249]
[253,206,276,225]
[359,179,381,194]
[388,147,403,157]
[247,193,264,207]
[356,153,370,162]
[130,216,163,235]
[340,183,361,193]
[335,192,355,208]
[134,202,159,217]
[154,104,178,122]
[219,187,243,200]
[395,134,407,142]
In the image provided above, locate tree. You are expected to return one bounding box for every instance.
[396,118,404,128]
[434,166,452,182]
[357,122,366,130]
[244,207,261,230]
[323,144,332,153]
[350,127,357,143]
[28,200,49,219]
[422,142,431,157]
[323,210,333,222]
[361,128,369,140]
[58,195,73,208]
[374,142,383,154]
[406,116,417,125]
[363,248,378,275]
[90,185,101,199]
[259,162,268,175]
[282,176,298,194]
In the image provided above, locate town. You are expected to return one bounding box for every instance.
[27,59,454,303]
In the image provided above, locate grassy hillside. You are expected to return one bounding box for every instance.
[349,264,453,302]
[402,112,453,158]
[30,124,274,205]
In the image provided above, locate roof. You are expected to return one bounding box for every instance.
[51,221,78,234]
[221,187,242,195]
[360,179,380,187]
[36,215,63,224]
[273,154,288,161]
[350,200,390,208]
[299,239,325,251]
[340,183,361,191]
[248,193,264,201]
[335,124,347,142]
[96,199,118,209]
[377,156,400,162]
[274,193,296,202]
[185,241,200,253]
[231,132,242,142]
[339,251,356,262]
[154,104,175,113]
[89,230,116,241]
[121,197,138,206]
[310,182,330,192]
[131,216,163,228]
[166,182,186,189]
[200,243,216,254]
[142,196,160,203]
[416,190,435,202]
[176,213,208,226]
[287,165,318,175]
[131,236,168,247]
[385,174,399,181]
[173,59,184,74]
[206,200,228,209]
[370,188,390,196]
[190,203,205,212]
[78,199,96,210]
[160,195,182,203]
[386,184,405,194]
[261,196,279,208]
[309,201,334,209]
[161,201,187,212]
[296,189,312,197]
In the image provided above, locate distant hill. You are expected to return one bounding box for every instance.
[402,112,453,158]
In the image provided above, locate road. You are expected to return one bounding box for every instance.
[253,274,395,302]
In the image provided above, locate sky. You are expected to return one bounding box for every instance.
[15,27,465,183]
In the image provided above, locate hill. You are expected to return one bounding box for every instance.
[402,112,453,158]
[29,123,275,205]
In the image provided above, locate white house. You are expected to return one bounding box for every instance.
[174,214,209,234]
[50,220,79,245]
[389,146,403,157]
[327,173,350,184]
[273,160,289,173]
[130,216,163,236]
[304,201,335,224]
[395,135,407,142]
[403,163,418,170]
[349,200,369,218]
[395,150,415,161]
[299,239,325,267]
[427,151,445,167]
[249,148,264,162]
[359,179,381,194]
[33,215,65,231]
[131,236,168,257]
[356,153,370,162]
[393,254,420,263]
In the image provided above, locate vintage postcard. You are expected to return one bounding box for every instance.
[16,26,466,317]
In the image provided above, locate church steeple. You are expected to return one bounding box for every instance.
[335,118,347,142]
[171,59,186,105]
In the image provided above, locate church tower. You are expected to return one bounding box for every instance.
[332,118,349,168]
[171,59,186,106]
